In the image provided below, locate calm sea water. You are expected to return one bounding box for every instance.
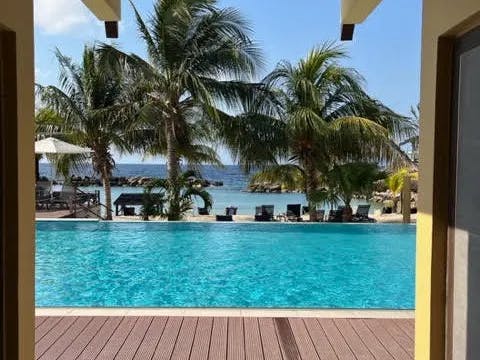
[39,163,379,215]
[36,221,415,308]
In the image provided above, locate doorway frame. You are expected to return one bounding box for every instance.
[0,27,20,360]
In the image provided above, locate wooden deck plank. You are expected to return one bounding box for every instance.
[35,317,78,359]
[35,317,63,343]
[394,320,415,341]
[365,320,412,360]
[95,316,138,359]
[38,317,92,360]
[377,319,414,356]
[34,316,414,360]
[152,317,183,360]
[258,318,283,360]
[115,317,153,360]
[190,317,213,360]
[319,319,356,360]
[288,318,320,360]
[36,317,48,329]
[303,318,338,360]
[227,317,245,360]
[171,317,198,360]
[209,317,228,360]
[349,319,395,360]
[76,316,123,360]
[132,317,168,360]
[333,319,374,360]
[57,317,109,360]
[244,318,264,360]
[274,318,301,360]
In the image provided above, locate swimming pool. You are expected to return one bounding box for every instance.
[36,221,415,309]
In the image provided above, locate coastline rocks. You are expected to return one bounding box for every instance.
[68,176,223,188]
[248,182,300,193]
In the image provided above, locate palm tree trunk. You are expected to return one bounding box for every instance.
[165,118,181,220]
[401,176,411,223]
[101,165,113,220]
[305,159,318,222]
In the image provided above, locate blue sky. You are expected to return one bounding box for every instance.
[35,0,422,164]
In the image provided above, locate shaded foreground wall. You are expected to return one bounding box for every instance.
[417,1,480,359]
[0,0,35,359]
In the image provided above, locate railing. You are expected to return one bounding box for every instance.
[71,187,113,220]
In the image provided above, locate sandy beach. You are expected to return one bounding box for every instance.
[111,212,417,223]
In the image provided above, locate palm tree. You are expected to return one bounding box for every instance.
[145,170,212,220]
[36,46,136,220]
[322,162,385,221]
[99,0,265,220]
[252,44,415,221]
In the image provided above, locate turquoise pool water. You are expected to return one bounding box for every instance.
[36,221,415,309]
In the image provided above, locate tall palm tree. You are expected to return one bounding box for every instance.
[99,0,265,220]
[36,46,136,220]
[252,44,415,221]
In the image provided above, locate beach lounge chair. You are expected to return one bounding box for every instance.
[50,184,76,210]
[198,207,210,215]
[36,181,54,210]
[254,205,274,222]
[216,215,233,221]
[316,209,326,222]
[225,206,238,216]
[286,204,302,222]
[352,204,376,223]
[328,209,343,222]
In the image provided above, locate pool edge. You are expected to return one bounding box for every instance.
[36,307,414,318]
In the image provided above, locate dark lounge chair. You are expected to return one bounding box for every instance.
[216,215,233,221]
[352,204,376,223]
[225,206,238,216]
[328,209,343,222]
[255,205,274,222]
[198,207,210,215]
[316,209,326,222]
[286,204,302,222]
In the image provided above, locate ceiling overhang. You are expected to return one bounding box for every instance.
[341,0,382,40]
[81,0,121,38]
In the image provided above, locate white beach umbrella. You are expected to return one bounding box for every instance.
[35,137,92,154]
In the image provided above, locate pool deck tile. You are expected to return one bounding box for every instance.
[35,316,414,360]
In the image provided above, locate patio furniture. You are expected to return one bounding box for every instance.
[328,209,344,222]
[35,181,52,209]
[316,209,326,222]
[286,204,302,222]
[216,215,233,221]
[254,205,274,222]
[50,185,76,210]
[352,204,376,223]
[114,193,163,216]
[198,207,210,215]
[225,206,238,216]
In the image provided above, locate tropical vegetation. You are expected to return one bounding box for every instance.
[36,46,137,220]
[35,0,420,222]
[250,45,417,221]
[143,170,212,221]
[96,0,273,220]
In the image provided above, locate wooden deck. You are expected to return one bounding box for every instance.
[35,316,414,360]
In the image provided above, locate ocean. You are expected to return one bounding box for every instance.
[39,163,377,216]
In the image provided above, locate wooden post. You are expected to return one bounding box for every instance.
[402,175,411,224]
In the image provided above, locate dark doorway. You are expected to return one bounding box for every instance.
[0,28,19,360]
[448,25,480,360]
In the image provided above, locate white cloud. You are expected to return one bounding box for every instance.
[34,0,95,34]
